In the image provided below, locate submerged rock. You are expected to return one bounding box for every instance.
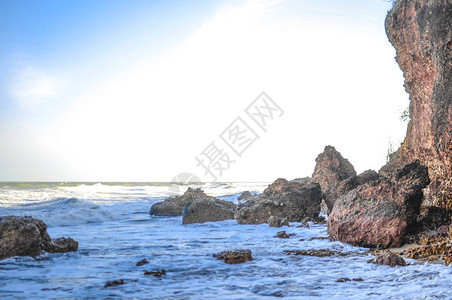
[312,146,357,212]
[104,279,125,288]
[182,198,236,224]
[150,188,215,216]
[328,160,430,248]
[0,216,78,260]
[235,178,322,225]
[136,258,149,266]
[213,249,252,264]
[144,269,166,277]
[274,231,295,239]
[368,253,406,267]
[284,249,348,257]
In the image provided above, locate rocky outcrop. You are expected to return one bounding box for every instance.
[312,146,357,212]
[235,178,322,225]
[213,249,252,264]
[382,0,452,213]
[369,253,407,267]
[182,198,236,224]
[328,160,430,248]
[150,188,215,216]
[267,216,289,228]
[0,216,78,260]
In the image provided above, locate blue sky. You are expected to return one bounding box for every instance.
[0,0,408,181]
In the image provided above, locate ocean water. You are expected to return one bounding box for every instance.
[0,182,451,299]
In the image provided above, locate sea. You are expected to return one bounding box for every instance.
[0,182,451,299]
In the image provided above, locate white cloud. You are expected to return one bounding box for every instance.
[9,66,61,108]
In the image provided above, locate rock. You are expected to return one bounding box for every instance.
[267,216,289,228]
[284,249,348,257]
[238,191,257,201]
[336,278,351,282]
[322,170,380,213]
[369,253,406,267]
[235,178,322,225]
[104,279,125,288]
[290,177,311,184]
[136,258,149,266]
[416,206,450,232]
[0,216,78,260]
[144,269,166,277]
[150,188,216,216]
[403,241,452,265]
[274,231,294,239]
[382,0,452,213]
[213,249,252,264]
[46,237,78,253]
[328,160,430,248]
[312,146,356,211]
[182,198,236,224]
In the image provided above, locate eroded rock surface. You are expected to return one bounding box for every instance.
[235,178,322,225]
[213,249,252,264]
[382,0,452,213]
[369,253,407,267]
[182,198,236,224]
[150,188,215,216]
[0,216,78,260]
[312,146,357,211]
[328,160,430,248]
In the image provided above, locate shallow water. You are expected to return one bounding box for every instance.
[0,183,451,299]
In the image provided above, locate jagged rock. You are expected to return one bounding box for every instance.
[182,198,236,224]
[267,216,289,228]
[104,279,125,288]
[328,160,430,248]
[312,146,357,211]
[150,188,215,216]
[0,216,78,260]
[136,258,149,266]
[144,269,166,277]
[323,170,380,213]
[382,0,452,212]
[274,231,295,239]
[238,191,257,201]
[235,178,321,225]
[213,249,252,264]
[416,206,450,232]
[368,253,406,267]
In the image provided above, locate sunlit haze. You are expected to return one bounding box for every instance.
[0,0,408,182]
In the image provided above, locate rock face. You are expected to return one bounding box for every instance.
[328,160,430,248]
[0,216,78,260]
[312,146,357,212]
[182,198,236,224]
[382,0,452,213]
[235,178,322,225]
[150,188,215,216]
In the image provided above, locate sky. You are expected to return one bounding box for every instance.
[0,0,409,182]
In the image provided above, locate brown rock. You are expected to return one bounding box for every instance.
[284,249,348,257]
[382,0,452,213]
[0,216,78,260]
[150,188,215,216]
[104,279,125,288]
[136,258,149,266]
[312,146,357,212]
[182,198,236,224]
[213,249,252,264]
[328,160,430,248]
[235,178,322,225]
[144,269,166,277]
[369,253,406,267]
[267,216,289,228]
[274,231,295,239]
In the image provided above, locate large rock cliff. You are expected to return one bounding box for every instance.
[382,0,452,212]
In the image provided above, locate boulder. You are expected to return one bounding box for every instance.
[235,178,322,225]
[213,249,252,264]
[267,216,289,228]
[0,216,78,260]
[182,198,236,224]
[368,253,406,267]
[312,146,357,211]
[150,187,215,216]
[328,160,430,248]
